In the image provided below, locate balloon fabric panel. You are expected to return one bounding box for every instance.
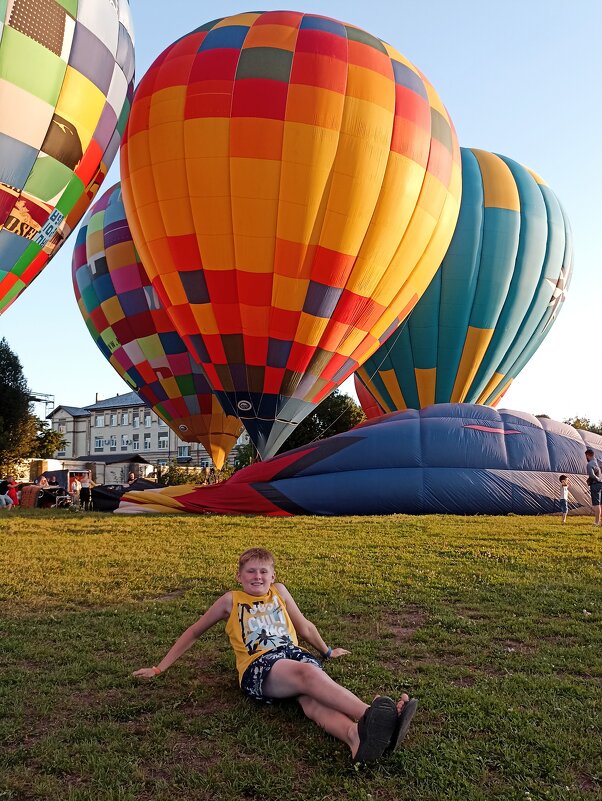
[0,0,134,314]
[353,374,384,420]
[72,182,242,470]
[121,11,461,458]
[356,148,573,412]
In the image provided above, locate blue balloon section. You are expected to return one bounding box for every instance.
[118,405,601,516]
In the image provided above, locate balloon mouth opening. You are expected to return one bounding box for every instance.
[237,401,253,412]
[178,424,188,432]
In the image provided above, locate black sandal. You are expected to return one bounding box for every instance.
[384,698,418,755]
[353,696,398,763]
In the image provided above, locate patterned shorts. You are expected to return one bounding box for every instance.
[240,644,323,703]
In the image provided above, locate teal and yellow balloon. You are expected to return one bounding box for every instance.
[356,148,573,411]
[0,0,135,314]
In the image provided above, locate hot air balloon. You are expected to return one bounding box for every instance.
[72,183,242,469]
[117,405,601,517]
[0,0,135,314]
[356,148,573,412]
[121,11,461,458]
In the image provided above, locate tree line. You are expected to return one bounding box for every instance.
[0,338,65,473]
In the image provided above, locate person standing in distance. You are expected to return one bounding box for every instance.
[585,448,602,526]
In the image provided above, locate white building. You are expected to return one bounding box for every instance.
[48,392,248,479]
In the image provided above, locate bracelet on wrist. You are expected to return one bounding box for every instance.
[151,665,162,675]
[322,646,332,660]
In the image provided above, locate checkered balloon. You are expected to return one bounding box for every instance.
[72,182,243,470]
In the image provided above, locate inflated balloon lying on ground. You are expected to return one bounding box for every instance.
[72,183,242,470]
[121,10,461,458]
[0,0,135,314]
[356,148,573,412]
[116,405,601,516]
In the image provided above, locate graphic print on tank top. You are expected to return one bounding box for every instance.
[238,595,294,656]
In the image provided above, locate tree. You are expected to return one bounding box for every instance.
[0,338,66,472]
[277,390,366,454]
[234,441,257,471]
[564,416,602,436]
[28,419,67,458]
[0,338,32,470]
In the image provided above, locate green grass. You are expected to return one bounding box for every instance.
[0,511,600,801]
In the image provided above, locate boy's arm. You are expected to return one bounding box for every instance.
[275,583,349,659]
[132,591,233,679]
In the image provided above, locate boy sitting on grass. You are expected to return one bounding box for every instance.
[133,547,417,763]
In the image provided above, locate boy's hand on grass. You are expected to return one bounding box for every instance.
[330,648,350,658]
[132,667,160,679]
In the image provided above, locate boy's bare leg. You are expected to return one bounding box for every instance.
[297,693,410,757]
[297,695,360,753]
[297,694,410,756]
[262,661,412,752]
[263,660,369,720]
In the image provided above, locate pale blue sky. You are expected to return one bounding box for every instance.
[1,0,600,421]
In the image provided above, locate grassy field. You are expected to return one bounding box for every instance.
[0,510,600,801]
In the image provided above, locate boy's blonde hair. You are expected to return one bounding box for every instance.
[238,548,275,570]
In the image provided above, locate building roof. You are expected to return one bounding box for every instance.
[69,454,152,465]
[85,392,145,411]
[47,405,91,419]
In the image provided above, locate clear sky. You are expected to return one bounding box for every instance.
[1,0,600,422]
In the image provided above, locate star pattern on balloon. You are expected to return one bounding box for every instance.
[542,266,568,332]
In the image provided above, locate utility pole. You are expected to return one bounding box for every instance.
[28,392,55,418]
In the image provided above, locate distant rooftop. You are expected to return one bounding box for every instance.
[69,454,152,465]
[85,392,146,411]
[48,405,91,419]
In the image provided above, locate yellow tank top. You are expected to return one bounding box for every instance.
[225,585,299,683]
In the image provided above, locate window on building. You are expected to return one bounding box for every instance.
[144,415,152,428]
[133,415,139,428]
[121,434,129,450]
[58,423,66,434]
[158,417,167,427]
[132,434,139,451]
[144,433,151,450]
[121,413,129,425]
[94,437,103,451]
[158,434,168,450]
[178,445,191,458]
[109,435,117,452]
[110,414,117,426]
[95,415,105,427]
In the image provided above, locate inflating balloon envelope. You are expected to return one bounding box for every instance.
[72,183,242,470]
[121,10,461,458]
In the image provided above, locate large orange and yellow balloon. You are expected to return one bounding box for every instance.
[121,11,461,457]
[0,0,135,314]
[72,183,242,469]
